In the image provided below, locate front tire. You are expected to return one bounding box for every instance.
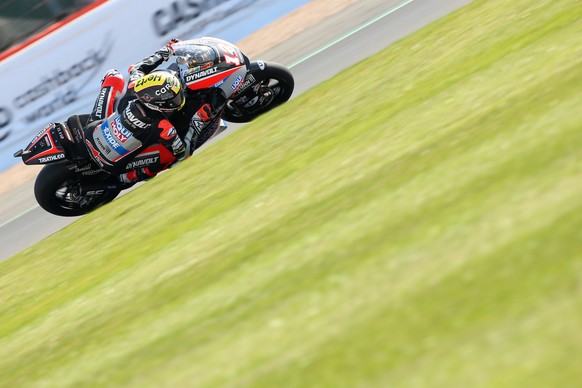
[34,164,121,217]
[223,62,294,123]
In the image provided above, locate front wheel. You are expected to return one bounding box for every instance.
[222,62,294,123]
[34,164,121,217]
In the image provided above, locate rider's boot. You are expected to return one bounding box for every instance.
[118,168,157,186]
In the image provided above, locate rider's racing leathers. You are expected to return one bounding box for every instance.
[126,39,236,156]
[84,70,185,184]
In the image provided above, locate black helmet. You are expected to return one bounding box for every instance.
[133,71,185,113]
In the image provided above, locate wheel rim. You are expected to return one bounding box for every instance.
[54,180,112,212]
[230,78,285,116]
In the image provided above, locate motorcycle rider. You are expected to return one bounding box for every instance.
[85,37,248,184]
[125,37,250,156]
[83,69,187,185]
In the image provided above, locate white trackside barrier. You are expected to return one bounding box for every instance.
[0,0,308,172]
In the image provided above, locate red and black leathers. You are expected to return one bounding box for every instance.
[84,73,185,183]
[127,41,230,155]
[89,69,125,122]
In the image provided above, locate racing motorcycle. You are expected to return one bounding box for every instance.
[14,38,294,217]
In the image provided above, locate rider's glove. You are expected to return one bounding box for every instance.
[127,66,144,83]
[156,46,173,61]
[195,103,214,122]
[156,38,180,61]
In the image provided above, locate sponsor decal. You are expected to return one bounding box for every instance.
[71,126,84,143]
[93,88,108,119]
[231,74,244,91]
[110,117,133,142]
[0,107,12,142]
[134,73,165,92]
[94,136,111,155]
[152,0,230,36]
[0,34,113,149]
[24,90,78,124]
[237,74,256,93]
[102,125,120,150]
[81,169,103,176]
[99,121,131,157]
[172,137,185,154]
[235,95,248,105]
[185,67,218,83]
[213,80,225,88]
[126,156,160,169]
[86,190,105,196]
[75,164,92,172]
[155,81,179,96]
[124,106,149,129]
[75,163,104,176]
[187,65,201,73]
[13,49,108,109]
[38,153,65,163]
[257,61,266,70]
[153,0,254,39]
[183,62,212,75]
[54,124,66,141]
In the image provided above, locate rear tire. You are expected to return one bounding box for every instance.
[34,164,120,217]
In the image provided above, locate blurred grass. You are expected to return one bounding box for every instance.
[1,0,581,386]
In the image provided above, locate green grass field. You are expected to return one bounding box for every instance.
[1,0,581,386]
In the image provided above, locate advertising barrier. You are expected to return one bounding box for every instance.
[0,0,308,172]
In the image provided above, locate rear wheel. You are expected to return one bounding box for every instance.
[223,62,294,123]
[34,164,121,217]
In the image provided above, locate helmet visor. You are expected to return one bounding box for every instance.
[157,92,185,112]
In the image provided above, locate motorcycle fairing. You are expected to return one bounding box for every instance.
[231,61,271,108]
[86,114,142,167]
[120,143,177,173]
[187,66,247,95]
[169,37,248,99]
[19,123,69,165]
